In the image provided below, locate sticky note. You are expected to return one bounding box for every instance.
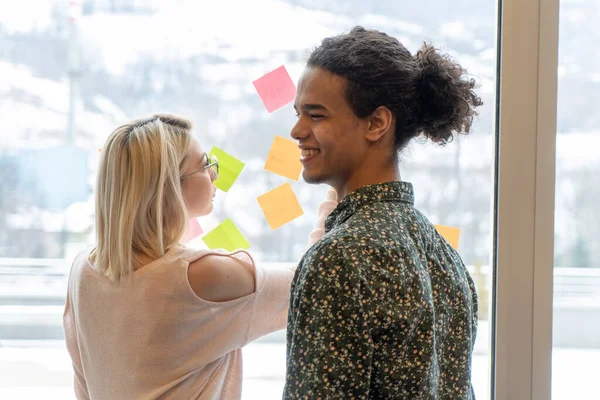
[209,147,245,192]
[264,136,302,180]
[434,224,461,250]
[252,65,296,113]
[257,182,304,230]
[184,218,203,243]
[202,218,250,251]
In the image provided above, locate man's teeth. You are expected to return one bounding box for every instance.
[301,149,320,157]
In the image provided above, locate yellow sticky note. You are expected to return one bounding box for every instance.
[264,136,302,180]
[202,218,250,251]
[434,224,461,250]
[257,182,304,230]
[209,147,245,192]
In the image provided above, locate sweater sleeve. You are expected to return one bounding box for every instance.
[184,249,296,349]
[244,261,297,345]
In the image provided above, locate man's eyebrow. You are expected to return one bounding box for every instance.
[295,103,329,112]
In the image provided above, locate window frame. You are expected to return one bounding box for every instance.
[493,0,559,398]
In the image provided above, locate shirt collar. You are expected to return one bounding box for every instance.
[324,181,415,232]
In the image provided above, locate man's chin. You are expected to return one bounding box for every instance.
[302,170,325,185]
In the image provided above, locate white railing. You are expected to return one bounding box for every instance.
[1,259,600,346]
[1,258,600,300]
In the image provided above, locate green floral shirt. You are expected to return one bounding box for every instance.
[284,181,478,399]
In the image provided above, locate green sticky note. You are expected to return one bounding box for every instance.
[202,218,250,252]
[209,146,245,192]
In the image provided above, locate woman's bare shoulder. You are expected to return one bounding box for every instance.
[187,253,256,302]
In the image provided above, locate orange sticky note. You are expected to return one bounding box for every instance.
[434,224,461,250]
[257,182,304,230]
[264,136,302,180]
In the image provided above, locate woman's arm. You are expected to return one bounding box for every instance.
[186,250,294,346]
[188,187,338,302]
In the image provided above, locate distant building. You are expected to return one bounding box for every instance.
[12,145,90,211]
[82,0,160,14]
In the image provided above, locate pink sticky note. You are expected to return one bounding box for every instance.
[252,65,296,113]
[183,218,203,243]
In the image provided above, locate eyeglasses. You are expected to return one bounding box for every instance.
[181,153,219,180]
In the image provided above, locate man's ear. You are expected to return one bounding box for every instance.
[365,106,393,143]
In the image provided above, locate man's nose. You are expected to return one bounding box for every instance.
[290,118,309,141]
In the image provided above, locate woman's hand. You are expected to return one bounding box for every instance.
[307,187,338,248]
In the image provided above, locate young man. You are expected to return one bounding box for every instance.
[284,26,482,399]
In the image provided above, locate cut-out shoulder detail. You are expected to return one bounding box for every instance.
[187,253,256,302]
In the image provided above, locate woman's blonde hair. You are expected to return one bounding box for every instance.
[90,114,193,280]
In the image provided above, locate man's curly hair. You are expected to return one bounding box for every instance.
[307,26,483,150]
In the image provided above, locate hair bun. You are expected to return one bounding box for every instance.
[414,43,483,145]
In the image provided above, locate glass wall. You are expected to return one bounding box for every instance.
[552,0,600,398]
[0,0,499,398]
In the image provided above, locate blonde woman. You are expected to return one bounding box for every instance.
[63,114,336,400]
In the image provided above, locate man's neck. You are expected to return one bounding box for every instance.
[334,163,401,200]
